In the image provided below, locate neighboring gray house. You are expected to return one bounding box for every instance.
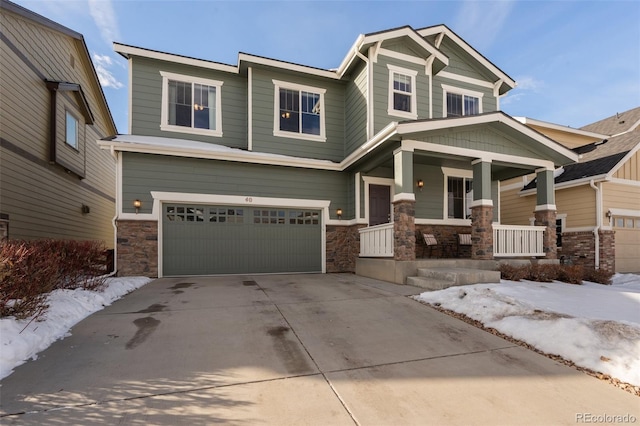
[100,25,578,278]
[0,0,117,246]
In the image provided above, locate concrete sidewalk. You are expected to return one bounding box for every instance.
[1,274,638,425]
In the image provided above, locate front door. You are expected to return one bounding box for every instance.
[369,184,391,226]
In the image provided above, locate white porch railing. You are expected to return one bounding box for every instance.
[493,224,546,257]
[359,223,394,257]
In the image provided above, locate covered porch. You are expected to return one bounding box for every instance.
[349,113,579,282]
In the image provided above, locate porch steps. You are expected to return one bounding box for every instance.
[406,267,501,291]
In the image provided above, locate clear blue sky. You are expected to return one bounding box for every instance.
[14,0,640,135]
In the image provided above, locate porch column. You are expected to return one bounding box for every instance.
[393,148,415,261]
[470,160,493,260]
[534,167,557,259]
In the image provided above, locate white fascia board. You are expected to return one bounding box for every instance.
[114,42,238,74]
[98,138,341,171]
[336,34,365,76]
[361,28,448,66]
[519,174,609,196]
[608,207,640,217]
[416,26,515,89]
[340,122,399,169]
[514,117,609,139]
[438,71,494,89]
[238,53,340,80]
[606,142,640,179]
[402,139,555,170]
[397,113,578,163]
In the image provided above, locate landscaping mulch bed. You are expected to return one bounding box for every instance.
[421,301,640,398]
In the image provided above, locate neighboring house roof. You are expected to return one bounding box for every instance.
[522,107,640,191]
[0,0,117,134]
[579,106,640,136]
[514,116,608,140]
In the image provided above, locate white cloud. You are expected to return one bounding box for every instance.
[515,76,544,92]
[87,0,121,44]
[93,53,123,89]
[454,1,515,51]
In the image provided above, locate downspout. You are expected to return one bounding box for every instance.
[355,50,371,140]
[108,146,119,274]
[589,180,601,269]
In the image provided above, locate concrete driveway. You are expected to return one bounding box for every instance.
[1,274,638,425]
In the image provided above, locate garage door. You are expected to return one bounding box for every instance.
[162,204,322,276]
[615,227,640,273]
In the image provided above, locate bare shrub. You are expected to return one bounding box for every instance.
[0,240,108,319]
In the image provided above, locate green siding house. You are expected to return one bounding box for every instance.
[100,25,578,278]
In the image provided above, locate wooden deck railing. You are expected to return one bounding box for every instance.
[359,223,394,257]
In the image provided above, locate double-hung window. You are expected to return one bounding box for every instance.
[160,71,223,137]
[387,65,417,119]
[442,84,483,118]
[273,80,326,142]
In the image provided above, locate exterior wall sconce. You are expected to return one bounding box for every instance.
[336,208,343,219]
[133,199,142,214]
[81,204,90,214]
[605,210,612,218]
[416,179,424,191]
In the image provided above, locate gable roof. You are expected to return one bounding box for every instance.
[579,106,640,136]
[416,24,516,95]
[0,0,117,134]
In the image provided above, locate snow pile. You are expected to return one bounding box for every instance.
[416,274,640,387]
[0,277,151,380]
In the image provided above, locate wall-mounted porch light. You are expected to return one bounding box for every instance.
[606,210,612,219]
[133,199,142,214]
[416,179,424,191]
[336,208,343,219]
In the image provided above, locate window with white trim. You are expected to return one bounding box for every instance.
[160,71,223,137]
[447,176,473,219]
[442,84,483,118]
[273,80,326,141]
[387,64,417,119]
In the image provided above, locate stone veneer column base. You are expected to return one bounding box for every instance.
[393,200,416,261]
[534,209,557,260]
[470,205,493,260]
[116,220,158,277]
[326,224,367,273]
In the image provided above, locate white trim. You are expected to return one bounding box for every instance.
[442,168,474,219]
[393,192,415,202]
[341,122,398,170]
[378,48,427,66]
[362,176,394,225]
[355,172,362,220]
[361,27,449,67]
[150,192,331,277]
[415,218,472,226]
[115,42,238,74]
[387,64,418,120]
[500,178,526,192]
[514,117,609,139]
[159,71,223,138]
[470,199,493,207]
[607,177,640,187]
[607,208,640,218]
[441,166,473,179]
[416,26,515,89]
[535,166,554,173]
[438,71,494,89]
[535,204,557,211]
[247,66,253,151]
[441,84,484,118]
[272,79,327,142]
[564,226,599,233]
[238,52,340,80]
[607,142,640,179]
[403,140,555,170]
[127,58,132,133]
[520,174,609,196]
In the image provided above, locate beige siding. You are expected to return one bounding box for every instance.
[613,150,640,180]
[603,182,640,213]
[500,181,536,225]
[556,185,596,229]
[0,8,116,247]
[526,125,599,149]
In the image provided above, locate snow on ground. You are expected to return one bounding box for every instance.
[416,273,640,387]
[0,277,151,380]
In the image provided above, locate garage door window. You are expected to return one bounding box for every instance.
[290,210,319,225]
[254,209,286,224]
[210,208,244,223]
[166,206,204,222]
